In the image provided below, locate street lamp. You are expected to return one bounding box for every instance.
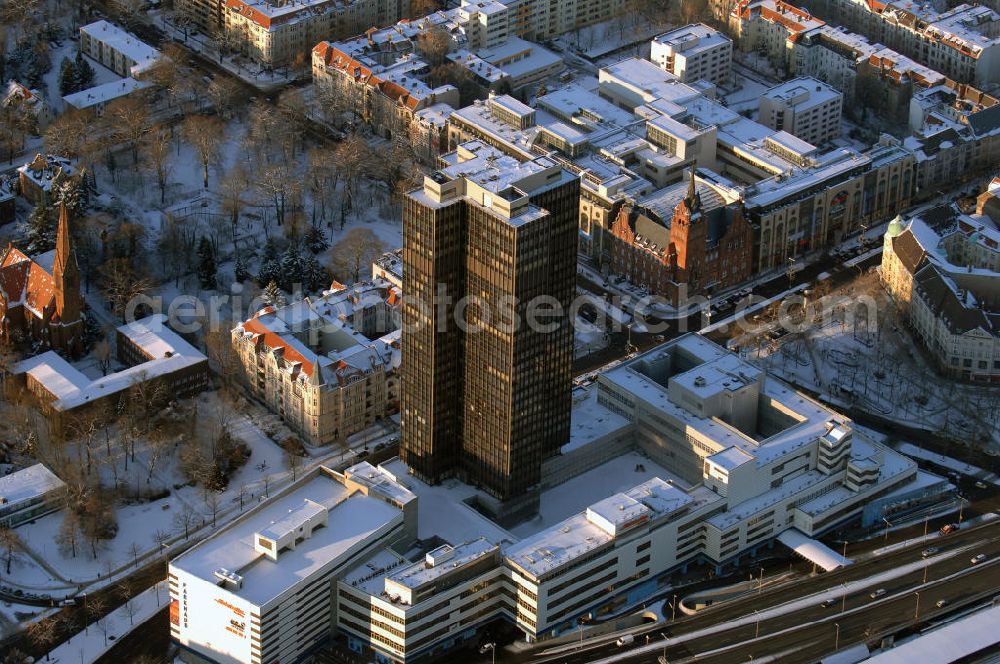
[914,591,921,620]
[479,642,496,664]
[883,517,892,542]
[834,622,841,651]
[841,583,848,614]
[754,609,760,639]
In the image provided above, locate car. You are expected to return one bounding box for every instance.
[936,599,949,608]
[975,481,988,489]
[616,635,635,647]
[870,589,887,599]
[940,523,959,535]
[820,598,837,608]
[922,547,940,558]
[60,598,77,607]
[971,554,987,565]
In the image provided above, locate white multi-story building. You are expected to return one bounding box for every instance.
[759,76,843,146]
[231,281,401,446]
[651,24,733,86]
[882,210,1000,382]
[0,464,67,528]
[79,20,160,77]
[169,463,416,664]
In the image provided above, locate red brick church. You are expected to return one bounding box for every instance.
[0,203,85,357]
[609,170,754,306]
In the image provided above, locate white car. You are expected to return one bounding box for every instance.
[971,554,987,565]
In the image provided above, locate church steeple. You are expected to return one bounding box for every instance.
[53,202,83,332]
[685,166,701,213]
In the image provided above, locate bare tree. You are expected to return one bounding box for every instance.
[128,541,143,568]
[99,257,153,321]
[85,595,105,637]
[409,0,440,17]
[0,526,20,574]
[257,161,299,226]
[417,25,453,66]
[25,618,58,661]
[118,579,138,625]
[207,77,243,120]
[152,529,171,556]
[330,228,385,283]
[94,338,112,376]
[283,436,305,481]
[173,504,198,540]
[238,482,249,511]
[182,115,225,189]
[205,492,221,529]
[143,125,173,205]
[56,509,81,558]
[109,96,151,166]
[220,164,249,246]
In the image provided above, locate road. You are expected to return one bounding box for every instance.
[526,519,1000,663]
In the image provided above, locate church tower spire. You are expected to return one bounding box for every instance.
[52,201,84,356]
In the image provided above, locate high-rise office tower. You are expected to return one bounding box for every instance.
[401,141,579,520]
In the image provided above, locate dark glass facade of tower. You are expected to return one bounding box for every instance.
[400,154,579,508]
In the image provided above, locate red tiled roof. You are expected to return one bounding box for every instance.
[241,317,314,378]
[0,245,54,314]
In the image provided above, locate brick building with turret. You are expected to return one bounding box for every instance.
[609,170,754,305]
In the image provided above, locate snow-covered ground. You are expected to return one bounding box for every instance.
[45,581,168,664]
[738,272,1000,451]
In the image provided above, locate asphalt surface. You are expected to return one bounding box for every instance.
[526,519,1000,663]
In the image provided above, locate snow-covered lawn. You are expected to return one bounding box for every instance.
[18,496,179,584]
[735,273,1000,451]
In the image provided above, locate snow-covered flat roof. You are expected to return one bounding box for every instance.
[16,351,91,401]
[15,315,207,411]
[506,477,698,578]
[380,458,515,546]
[80,20,159,70]
[63,77,151,109]
[386,538,496,591]
[653,23,732,54]
[344,461,417,506]
[563,387,630,454]
[865,604,1000,662]
[762,77,842,110]
[0,464,66,506]
[777,527,851,571]
[171,471,403,607]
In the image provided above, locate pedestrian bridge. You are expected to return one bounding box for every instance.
[778,528,853,572]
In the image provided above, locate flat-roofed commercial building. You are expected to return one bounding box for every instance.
[651,24,733,86]
[0,464,67,528]
[759,77,844,146]
[169,463,416,664]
